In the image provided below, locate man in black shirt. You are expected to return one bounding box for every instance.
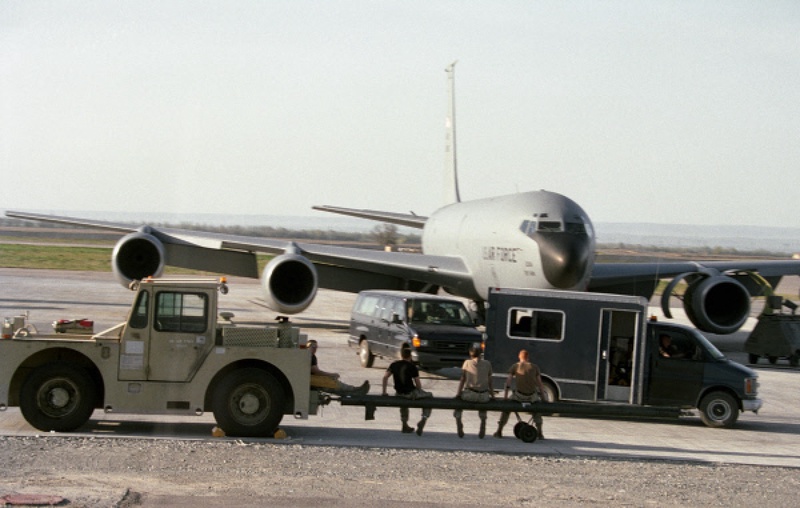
[382,348,432,435]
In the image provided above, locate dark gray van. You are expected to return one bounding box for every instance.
[348,290,482,370]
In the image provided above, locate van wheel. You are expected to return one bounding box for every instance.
[212,368,285,437]
[540,381,558,403]
[359,340,375,368]
[768,356,778,365]
[20,363,96,432]
[699,391,739,428]
[748,353,759,364]
[790,353,799,367]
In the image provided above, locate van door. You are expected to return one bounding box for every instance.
[598,309,638,403]
[646,327,705,405]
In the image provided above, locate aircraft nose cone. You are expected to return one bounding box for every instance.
[536,232,592,289]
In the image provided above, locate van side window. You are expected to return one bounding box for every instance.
[155,292,208,333]
[355,295,381,317]
[389,298,405,322]
[659,331,699,360]
[508,307,564,341]
[377,296,397,321]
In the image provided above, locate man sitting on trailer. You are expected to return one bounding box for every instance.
[308,339,369,395]
[382,348,433,435]
[494,349,546,439]
[454,344,494,438]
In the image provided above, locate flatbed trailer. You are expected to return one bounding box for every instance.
[337,394,686,442]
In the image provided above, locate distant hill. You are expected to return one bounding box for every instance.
[596,223,800,255]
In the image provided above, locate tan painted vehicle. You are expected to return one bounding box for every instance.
[0,277,317,437]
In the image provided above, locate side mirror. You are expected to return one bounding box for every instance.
[392,313,404,325]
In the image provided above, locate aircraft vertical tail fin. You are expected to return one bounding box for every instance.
[444,61,461,204]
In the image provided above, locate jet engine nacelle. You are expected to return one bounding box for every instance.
[111,230,166,285]
[682,275,751,335]
[261,253,318,314]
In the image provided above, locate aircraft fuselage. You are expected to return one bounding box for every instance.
[422,190,596,300]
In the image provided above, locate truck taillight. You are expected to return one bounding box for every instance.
[745,377,758,396]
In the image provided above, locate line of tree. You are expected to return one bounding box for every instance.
[0,218,422,249]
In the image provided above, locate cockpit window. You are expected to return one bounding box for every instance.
[522,219,591,238]
[537,221,562,232]
[565,222,587,235]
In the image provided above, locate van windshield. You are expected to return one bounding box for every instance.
[409,300,473,326]
[692,329,726,361]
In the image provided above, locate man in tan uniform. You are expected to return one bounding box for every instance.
[308,340,369,395]
[494,349,546,439]
[454,344,494,438]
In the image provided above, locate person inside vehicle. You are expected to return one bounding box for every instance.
[308,339,369,395]
[659,334,683,359]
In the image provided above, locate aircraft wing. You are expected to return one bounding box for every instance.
[312,205,428,229]
[589,259,800,300]
[5,211,469,294]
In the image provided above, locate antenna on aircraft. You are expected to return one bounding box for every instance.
[444,61,461,204]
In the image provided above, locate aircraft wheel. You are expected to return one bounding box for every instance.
[748,353,759,365]
[20,363,96,432]
[519,423,538,443]
[513,421,525,439]
[699,391,739,428]
[212,368,285,437]
[359,340,375,368]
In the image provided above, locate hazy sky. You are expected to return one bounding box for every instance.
[2,1,799,227]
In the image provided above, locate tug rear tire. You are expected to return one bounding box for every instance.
[212,368,285,437]
[20,363,96,432]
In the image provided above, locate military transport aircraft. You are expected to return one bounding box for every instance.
[7,63,800,335]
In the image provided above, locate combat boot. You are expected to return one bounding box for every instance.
[416,416,427,436]
[337,380,369,396]
[353,381,370,396]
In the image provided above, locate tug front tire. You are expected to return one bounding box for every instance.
[212,368,285,437]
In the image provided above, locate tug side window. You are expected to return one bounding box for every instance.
[129,291,149,329]
[154,292,208,333]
